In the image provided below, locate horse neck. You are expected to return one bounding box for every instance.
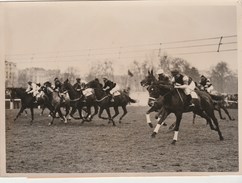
[14,88,27,99]
[66,83,79,100]
[94,88,106,100]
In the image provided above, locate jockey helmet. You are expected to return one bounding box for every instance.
[201,75,206,78]
[76,78,81,81]
[171,69,179,76]
[103,77,108,82]
[54,77,58,81]
[28,81,32,85]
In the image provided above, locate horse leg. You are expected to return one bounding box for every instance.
[221,106,235,121]
[145,106,157,128]
[195,110,216,130]
[171,112,183,145]
[119,105,127,123]
[98,107,109,120]
[85,106,92,121]
[193,113,196,124]
[65,104,71,121]
[155,107,168,127]
[151,109,170,138]
[106,108,115,126]
[30,107,34,125]
[216,105,225,120]
[40,106,45,116]
[58,107,67,124]
[209,112,224,140]
[112,106,119,121]
[14,106,26,121]
[89,104,99,121]
[24,110,28,116]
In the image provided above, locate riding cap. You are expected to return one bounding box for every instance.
[54,77,58,81]
[201,75,206,78]
[157,69,164,75]
[170,69,179,76]
[76,78,81,81]
[103,77,108,81]
[28,81,32,85]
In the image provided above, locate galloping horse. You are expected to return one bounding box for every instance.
[140,69,170,127]
[195,84,235,121]
[61,79,99,123]
[147,83,224,144]
[8,87,54,124]
[86,79,136,125]
[42,82,71,125]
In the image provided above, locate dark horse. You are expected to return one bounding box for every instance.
[147,83,224,144]
[195,84,235,122]
[86,79,136,126]
[140,69,170,127]
[8,87,54,124]
[61,79,99,123]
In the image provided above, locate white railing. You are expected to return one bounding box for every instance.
[5,99,21,109]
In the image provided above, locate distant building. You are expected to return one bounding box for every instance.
[5,60,17,87]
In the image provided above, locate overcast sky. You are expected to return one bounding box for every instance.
[3,1,238,76]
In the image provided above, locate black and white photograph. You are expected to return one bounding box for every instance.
[1,0,240,177]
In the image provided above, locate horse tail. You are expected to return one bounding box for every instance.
[128,96,136,103]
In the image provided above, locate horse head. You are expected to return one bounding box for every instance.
[140,69,157,87]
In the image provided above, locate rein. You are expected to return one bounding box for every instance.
[175,88,184,103]
[96,95,109,102]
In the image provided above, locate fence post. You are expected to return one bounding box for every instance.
[10,101,14,109]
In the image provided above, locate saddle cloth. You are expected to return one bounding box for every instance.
[83,88,94,97]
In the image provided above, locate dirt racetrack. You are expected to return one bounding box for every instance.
[5,106,238,173]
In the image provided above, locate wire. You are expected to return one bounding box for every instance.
[5,35,237,58]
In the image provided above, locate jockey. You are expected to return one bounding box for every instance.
[53,77,62,92]
[73,78,82,92]
[26,81,41,101]
[170,70,196,108]
[199,75,215,94]
[157,68,170,84]
[103,77,120,98]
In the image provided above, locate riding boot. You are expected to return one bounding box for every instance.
[187,95,195,108]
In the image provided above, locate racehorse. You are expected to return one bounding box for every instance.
[8,87,54,124]
[41,82,71,125]
[195,84,235,121]
[140,69,171,127]
[86,79,136,125]
[61,79,99,123]
[147,83,224,144]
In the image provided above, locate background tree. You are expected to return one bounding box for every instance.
[210,61,237,93]
[85,60,114,81]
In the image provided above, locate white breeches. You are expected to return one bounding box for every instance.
[184,81,196,95]
[110,84,120,95]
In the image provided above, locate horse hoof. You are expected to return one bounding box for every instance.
[151,132,157,138]
[220,136,224,141]
[171,140,176,145]
[148,123,153,128]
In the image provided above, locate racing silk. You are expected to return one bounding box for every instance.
[172,74,196,97]
[73,82,82,92]
[199,78,215,94]
[26,82,40,97]
[54,79,62,91]
[158,73,170,84]
[171,74,192,85]
[103,80,116,91]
